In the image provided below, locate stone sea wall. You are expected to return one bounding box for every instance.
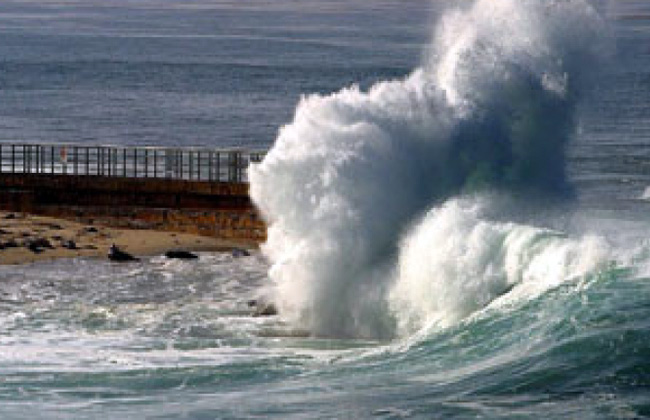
[0,174,266,241]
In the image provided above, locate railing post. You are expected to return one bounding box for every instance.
[189,150,192,180]
[61,146,65,175]
[24,145,28,174]
[228,151,242,182]
[153,149,158,178]
[208,151,213,181]
[217,152,222,182]
[176,149,183,179]
[195,151,199,180]
[178,150,182,179]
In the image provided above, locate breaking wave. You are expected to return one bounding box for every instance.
[249,0,609,339]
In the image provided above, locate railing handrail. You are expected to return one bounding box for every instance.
[0,142,267,183]
[0,142,267,154]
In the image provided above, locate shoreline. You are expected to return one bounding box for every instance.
[0,211,258,266]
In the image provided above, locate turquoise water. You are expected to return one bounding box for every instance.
[1,0,650,418]
[1,251,648,418]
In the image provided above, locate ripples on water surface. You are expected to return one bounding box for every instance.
[1,252,649,418]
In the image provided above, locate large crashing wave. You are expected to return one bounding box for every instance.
[249,0,608,339]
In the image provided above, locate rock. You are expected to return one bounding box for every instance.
[44,223,63,230]
[25,237,54,254]
[2,240,18,248]
[27,243,44,254]
[254,302,278,317]
[61,239,78,250]
[108,244,139,262]
[164,250,198,259]
[249,299,278,317]
[231,248,251,258]
[29,238,54,249]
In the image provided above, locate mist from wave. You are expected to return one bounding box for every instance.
[249,0,616,339]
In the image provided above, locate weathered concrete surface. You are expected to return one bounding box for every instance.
[0,174,266,241]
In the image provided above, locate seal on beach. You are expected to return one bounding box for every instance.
[165,249,199,259]
[108,244,139,262]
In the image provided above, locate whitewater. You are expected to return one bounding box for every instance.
[1,0,649,418]
[250,0,614,339]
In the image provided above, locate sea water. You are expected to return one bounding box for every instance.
[1,0,649,419]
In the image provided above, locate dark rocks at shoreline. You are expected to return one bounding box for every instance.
[27,243,44,254]
[108,244,139,262]
[28,238,54,249]
[232,248,251,258]
[0,239,19,249]
[248,299,278,317]
[61,239,78,250]
[26,237,54,254]
[165,250,199,260]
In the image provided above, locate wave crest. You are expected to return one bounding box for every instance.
[249,0,607,339]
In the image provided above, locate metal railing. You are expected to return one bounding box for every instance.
[0,143,265,183]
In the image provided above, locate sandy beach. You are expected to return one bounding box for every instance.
[0,211,257,265]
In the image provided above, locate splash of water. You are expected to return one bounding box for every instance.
[249,0,608,339]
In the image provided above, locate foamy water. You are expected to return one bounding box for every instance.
[249,0,611,338]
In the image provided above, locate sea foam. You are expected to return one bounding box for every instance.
[249,0,608,339]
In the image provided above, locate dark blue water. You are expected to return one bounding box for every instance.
[0,0,432,147]
[1,1,649,419]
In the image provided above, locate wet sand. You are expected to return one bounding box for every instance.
[0,211,256,265]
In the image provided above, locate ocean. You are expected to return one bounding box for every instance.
[1,0,649,419]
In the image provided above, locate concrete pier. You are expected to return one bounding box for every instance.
[0,144,266,241]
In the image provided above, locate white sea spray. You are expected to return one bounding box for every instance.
[249,0,609,339]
